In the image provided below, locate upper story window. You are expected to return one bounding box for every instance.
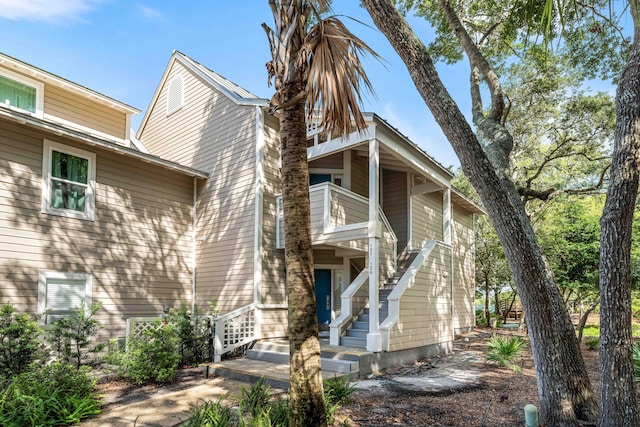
[41,140,96,221]
[166,75,184,115]
[0,68,44,118]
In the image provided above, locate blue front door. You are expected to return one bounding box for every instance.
[314,269,332,325]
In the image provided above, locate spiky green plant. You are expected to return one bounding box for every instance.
[486,336,527,372]
[632,342,640,383]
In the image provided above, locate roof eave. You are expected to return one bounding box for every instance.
[0,108,208,179]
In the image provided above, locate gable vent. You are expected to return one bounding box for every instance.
[166,75,184,115]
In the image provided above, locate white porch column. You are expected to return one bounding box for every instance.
[443,189,452,245]
[367,137,382,352]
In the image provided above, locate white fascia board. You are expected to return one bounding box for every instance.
[376,130,451,189]
[0,108,208,178]
[174,54,269,107]
[0,53,139,114]
[307,125,374,160]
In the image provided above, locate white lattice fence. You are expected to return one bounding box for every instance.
[125,316,212,350]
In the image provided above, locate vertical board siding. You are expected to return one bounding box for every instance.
[44,85,127,140]
[453,207,475,330]
[0,121,194,339]
[309,152,343,169]
[411,191,444,247]
[350,153,368,197]
[138,61,258,315]
[382,170,408,250]
[388,245,453,351]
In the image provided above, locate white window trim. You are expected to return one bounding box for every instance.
[0,67,44,118]
[37,271,93,325]
[166,75,184,116]
[41,140,96,221]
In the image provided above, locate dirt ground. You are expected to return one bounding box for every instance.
[95,329,603,426]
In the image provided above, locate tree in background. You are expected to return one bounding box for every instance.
[263,1,377,424]
[359,0,631,423]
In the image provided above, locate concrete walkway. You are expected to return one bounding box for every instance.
[82,377,250,427]
[82,333,488,426]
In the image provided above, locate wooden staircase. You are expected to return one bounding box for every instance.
[339,252,418,348]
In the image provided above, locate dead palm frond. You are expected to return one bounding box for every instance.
[302,16,381,138]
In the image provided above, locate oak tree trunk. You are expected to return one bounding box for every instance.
[279,80,327,426]
[598,6,640,425]
[361,0,596,424]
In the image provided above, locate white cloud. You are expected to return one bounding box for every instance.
[0,0,101,22]
[139,5,163,21]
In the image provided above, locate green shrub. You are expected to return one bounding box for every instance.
[486,335,527,372]
[633,342,640,383]
[167,304,208,366]
[105,323,180,384]
[46,302,104,369]
[0,303,43,379]
[584,337,599,350]
[183,398,234,427]
[324,376,357,405]
[239,377,272,418]
[0,361,101,426]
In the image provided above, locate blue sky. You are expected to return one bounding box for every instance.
[0,1,484,168]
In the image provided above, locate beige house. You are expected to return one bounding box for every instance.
[1,50,481,362]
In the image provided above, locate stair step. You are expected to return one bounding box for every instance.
[352,320,368,330]
[340,336,366,348]
[346,328,368,338]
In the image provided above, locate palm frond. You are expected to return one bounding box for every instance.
[302,16,381,138]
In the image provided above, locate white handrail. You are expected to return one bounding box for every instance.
[380,240,438,351]
[329,269,369,345]
[213,303,258,362]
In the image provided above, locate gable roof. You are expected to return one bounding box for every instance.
[0,52,139,115]
[137,50,269,137]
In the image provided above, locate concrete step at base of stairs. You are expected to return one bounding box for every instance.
[247,345,359,375]
[202,358,345,390]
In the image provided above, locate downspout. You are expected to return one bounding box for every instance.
[191,177,197,315]
[443,189,454,338]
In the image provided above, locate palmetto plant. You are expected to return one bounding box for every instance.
[486,335,527,372]
[262,1,377,425]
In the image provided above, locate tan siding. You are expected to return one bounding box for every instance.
[388,245,453,351]
[453,207,475,331]
[44,85,127,140]
[411,191,444,247]
[309,152,343,170]
[139,61,259,315]
[350,153,368,197]
[261,114,286,312]
[261,308,287,339]
[382,170,408,250]
[0,120,194,339]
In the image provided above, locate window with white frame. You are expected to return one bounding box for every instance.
[41,140,96,221]
[0,68,44,118]
[38,272,92,325]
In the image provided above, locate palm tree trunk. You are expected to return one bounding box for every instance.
[598,6,640,425]
[279,79,327,427]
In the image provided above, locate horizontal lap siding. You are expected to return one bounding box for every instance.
[411,191,443,247]
[453,208,475,330]
[389,245,453,351]
[44,85,126,141]
[262,114,286,330]
[139,61,258,315]
[350,153,368,197]
[0,121,194,339]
